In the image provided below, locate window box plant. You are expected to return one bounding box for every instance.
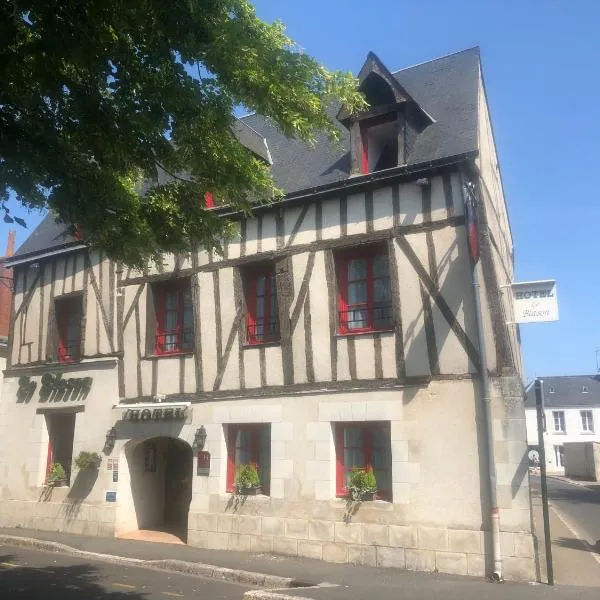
[234,463,261,495]
[347,466,377,501]
[74,451,102,470]
[47,462,67,486]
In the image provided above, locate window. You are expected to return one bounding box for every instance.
[226,424,271,494]
[554,445,565,468]
[334,422,392,501]
[55,295,83,363]
[582,385,589,393]
[549,387,555,394]
[553,411,566,433]
[153,279,193,355]
[244,264,280,345]
[581,410,594,433]
[360,114,398,173]
[336,246,393,334]
[45,413,76,485]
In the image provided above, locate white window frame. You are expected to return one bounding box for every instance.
[581,410,594,433]
[553,410,566,433]
[554,445,565,468]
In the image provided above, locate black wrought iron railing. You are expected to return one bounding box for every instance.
[338,303,393,332]
[247,318,280,344]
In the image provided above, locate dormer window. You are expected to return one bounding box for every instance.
[360,114,398,173]
[549,387,555,394]
[582,385,589,393]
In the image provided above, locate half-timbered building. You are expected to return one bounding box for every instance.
[0,48,535,580]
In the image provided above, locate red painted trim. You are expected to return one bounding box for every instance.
[226,424,269,494]
[226,426,236,492]
[245,265,278,345]
[56,296,82,363]
[154,279,192,355]
[204,191,215,208]
[45,439,53,483]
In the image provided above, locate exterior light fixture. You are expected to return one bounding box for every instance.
[194,425,207,450]
[104,426,117,454]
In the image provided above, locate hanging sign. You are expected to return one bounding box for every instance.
[510,280,559,323]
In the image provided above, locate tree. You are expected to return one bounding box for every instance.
[1,0,365,265]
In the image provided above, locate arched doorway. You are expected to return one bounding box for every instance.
[123,436,192,542]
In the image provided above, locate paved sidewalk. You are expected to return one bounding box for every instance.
[1,526,599,600]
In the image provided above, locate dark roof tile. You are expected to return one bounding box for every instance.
[524,375,600,408]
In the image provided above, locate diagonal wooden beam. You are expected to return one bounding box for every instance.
[290,251,316,334]
[84,252,115,353]
[212,307,245,391]
[123,283,146,329]
[395,236,481,372]
[285,203,311,249]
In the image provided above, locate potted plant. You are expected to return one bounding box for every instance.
[347,467,377,501]
[234,463,261,495]
[47,462,67,486]
[74,451,102,470]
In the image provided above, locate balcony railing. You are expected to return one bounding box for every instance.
[338,303,393,332]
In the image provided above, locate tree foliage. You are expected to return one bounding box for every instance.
[1,0,365,265]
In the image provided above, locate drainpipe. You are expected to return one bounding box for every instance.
[472,260,503,582]
[465,176,503,582]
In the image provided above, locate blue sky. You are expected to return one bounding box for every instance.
[2,0,599,380]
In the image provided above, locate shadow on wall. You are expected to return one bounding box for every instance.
[61,468,100,522]
[0,554,148,599]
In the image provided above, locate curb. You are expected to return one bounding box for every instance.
[0,534,309,590]
[244,591,316,600]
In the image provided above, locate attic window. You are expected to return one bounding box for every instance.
[582,385,589,393]
[360,114,398,174]
[361,72,396,107]
[549,387,555,394]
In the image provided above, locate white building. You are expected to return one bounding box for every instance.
[525,376,600,473]
[0,49,535,581]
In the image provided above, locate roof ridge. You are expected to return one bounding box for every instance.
[391,46,480,75]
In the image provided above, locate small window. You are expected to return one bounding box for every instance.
[55,295,83,363]
[45,413,76,485]
[360,114,398,173]
[581,410,594,433]
[554,445,565,468]
[553,410,566,433]
[335,245,393,334]
[226,424,271,495]
[582,385,589,393]
[334,422,392,501]
[548,387,555,394]
[152,279,194,355]
[243,264,280,345]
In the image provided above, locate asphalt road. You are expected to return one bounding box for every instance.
[531,474,600,546]
[0,544,252,599]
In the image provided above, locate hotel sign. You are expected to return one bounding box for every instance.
[510,280,559,324]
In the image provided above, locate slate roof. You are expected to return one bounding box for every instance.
[11,47,481,262]
[524,376,600,408]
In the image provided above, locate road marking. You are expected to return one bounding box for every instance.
[550,503,600,566]
[162,592,184,597]
[112,582,137,589]
[0,562,19,568]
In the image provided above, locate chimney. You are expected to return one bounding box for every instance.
[0,230,16,339]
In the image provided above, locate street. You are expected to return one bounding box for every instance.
[0,544,252,599]
[531,474,600,547]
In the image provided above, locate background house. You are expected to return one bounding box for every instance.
[0,231,15,398]
[525,375,600,473]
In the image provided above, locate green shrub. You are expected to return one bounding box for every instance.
[47,462,67,484]
[347,467,377,501]
[234,463,261,492]
[74,451,102,470]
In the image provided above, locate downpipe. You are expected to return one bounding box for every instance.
[472,269,504,583]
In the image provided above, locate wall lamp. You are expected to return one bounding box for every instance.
[193,425,207,451]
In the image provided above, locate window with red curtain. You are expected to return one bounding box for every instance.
[204,191,215,208]
[55,295,83,363]
[336,245,393,334]
[153,279,194,355]
[226,424,271,494]
[335,422,392,501]
[244,264,280,345]
[45,413,76,485]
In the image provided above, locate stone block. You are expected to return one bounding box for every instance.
[238,515,261,535]
[273,537,298,556]
[500,531,515,556]
[418,527,448,551]
[322,543,348,564]
[306,460,329,481]
[408,440,421,462]
[393,462,421,484]
[363,524,389,546]
[271,422,294,442]
[309,520,334,542]
[192,512,218,532]
[405,549,436,572]
[513,533,534,558]
[306,422,332,441]
[467,553,486,577]
[391,441,409,462]
[448,529,481,554]
[285,518,309,539]
[271,441,286,460]
[502,556,536,582]
[315,441,331,461]
[298,541,323,560]
[188,530,209,548]
[348,545,377,567]
[334,522,362,544]
[250,535,274,553]
[392,483,410,504]
[389,525,417,548]
[314,480,332,501]
[271,459,294,479]
[218,514,238,533]
[435,551,468,576]
[376,546,406,569]
[208,532,229,550]
[261,516,285,537]
[227,533,251,552]
[270,478,285,499]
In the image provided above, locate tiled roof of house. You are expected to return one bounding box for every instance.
[524,375,600,408]
[11,47,481,262]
